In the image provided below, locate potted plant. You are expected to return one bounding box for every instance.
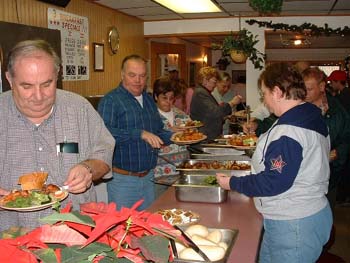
[0,201,183,262]
[214,29,266,70]
[249,0,283,15]
[216,56,230,70]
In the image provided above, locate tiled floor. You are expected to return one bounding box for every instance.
[329,205,350,262]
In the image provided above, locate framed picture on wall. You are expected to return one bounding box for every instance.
[93,43,104,71]
[231,70,246,84]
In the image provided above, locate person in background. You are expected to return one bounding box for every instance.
[327,70,350,112]
[153,77,191,198]
[325,70,350,205]
[0,39,115,231]
[217,63,332,262]
[174,78,193,114]
[168,67,179,81]
[232,75,247,111]
[212,72,234,103]
[302,68,350,209]
[98,54,172,211]
[190,66,241,141]
[212,72,235,135]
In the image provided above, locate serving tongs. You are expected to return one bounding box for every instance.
[174,225,211,262]
[152,225,211,261]
[152,227,180,258]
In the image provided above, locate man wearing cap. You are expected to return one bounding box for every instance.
[168,67,179,81]
[327,70,350,112]
[328,70,350,205]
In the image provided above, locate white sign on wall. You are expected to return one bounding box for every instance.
[48,8,89,81]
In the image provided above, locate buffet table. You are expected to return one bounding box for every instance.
[148,187,263,263]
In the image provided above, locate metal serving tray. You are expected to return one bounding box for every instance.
[174,174,228,203]
[201,147,245,155]
[174,227,239,263]
[190,153,251,161]
[177,159,251,178]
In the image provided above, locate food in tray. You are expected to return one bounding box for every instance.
[176,224,227,261]
[0,184,65,208]
[228,133,258,147]
[157,208,200,226]
[179,120,203,128]
[172,129,206,143]
[179,160,251,170]
[201,175,219,186]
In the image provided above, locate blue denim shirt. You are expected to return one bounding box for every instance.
[98,84,172,172]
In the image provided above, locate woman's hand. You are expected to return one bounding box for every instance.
[216,173,231,190]
[229,95,242,107]
[242,120,258,134]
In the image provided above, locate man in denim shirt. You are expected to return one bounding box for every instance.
[98,55,172,210]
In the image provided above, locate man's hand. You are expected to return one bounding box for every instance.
[329,149,337,162]
[64,163,93,194]
[141,130,164,148]
[216,173,231,190]
[0,187,10,196]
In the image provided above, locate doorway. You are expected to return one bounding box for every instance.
[150,42,187,91]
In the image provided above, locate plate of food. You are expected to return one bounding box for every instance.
[0,186,68,212]
[0,171,68,212]
[157,208,200,226]
[174,120,203,130]
[227,134,258,150]
[233,110,252,118]
[171,129,207,145]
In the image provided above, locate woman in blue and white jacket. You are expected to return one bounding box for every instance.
[217,63,332,263]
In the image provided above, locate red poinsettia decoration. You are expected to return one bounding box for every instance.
[0,200,185,263]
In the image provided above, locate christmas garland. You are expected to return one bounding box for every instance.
[246,19,350,36]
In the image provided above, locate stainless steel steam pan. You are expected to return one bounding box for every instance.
[173,174,228,203]
[174,227,239,263]
[177,159,251,178]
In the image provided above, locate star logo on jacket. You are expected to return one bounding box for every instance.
[270,155,286,173]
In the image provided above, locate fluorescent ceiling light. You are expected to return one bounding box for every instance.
[154,0,221,13]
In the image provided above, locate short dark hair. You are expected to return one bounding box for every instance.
[153,77,176,101]
[258,62,306,100]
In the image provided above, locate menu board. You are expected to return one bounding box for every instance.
[48,8,89,81]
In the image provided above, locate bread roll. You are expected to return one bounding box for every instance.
[18,172,48,190]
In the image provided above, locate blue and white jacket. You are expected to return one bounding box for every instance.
[230,102,330,220]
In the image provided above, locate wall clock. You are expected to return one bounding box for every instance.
[108,27,119,54]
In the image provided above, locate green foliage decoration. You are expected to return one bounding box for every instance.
[249,0,283,15]
[246,19,350,36]
[213,29,266,70]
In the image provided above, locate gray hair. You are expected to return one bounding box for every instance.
[121,54,147,72]
[7,39,61,77]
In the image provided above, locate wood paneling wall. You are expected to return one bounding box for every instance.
[0,0,146,96]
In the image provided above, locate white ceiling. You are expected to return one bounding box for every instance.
[91,0,350,49]
[92,0,350,21]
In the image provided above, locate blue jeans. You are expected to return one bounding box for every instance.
[259,203,332,263]
[107,171,155,211]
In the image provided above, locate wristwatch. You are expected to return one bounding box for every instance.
[108,27,120,54]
